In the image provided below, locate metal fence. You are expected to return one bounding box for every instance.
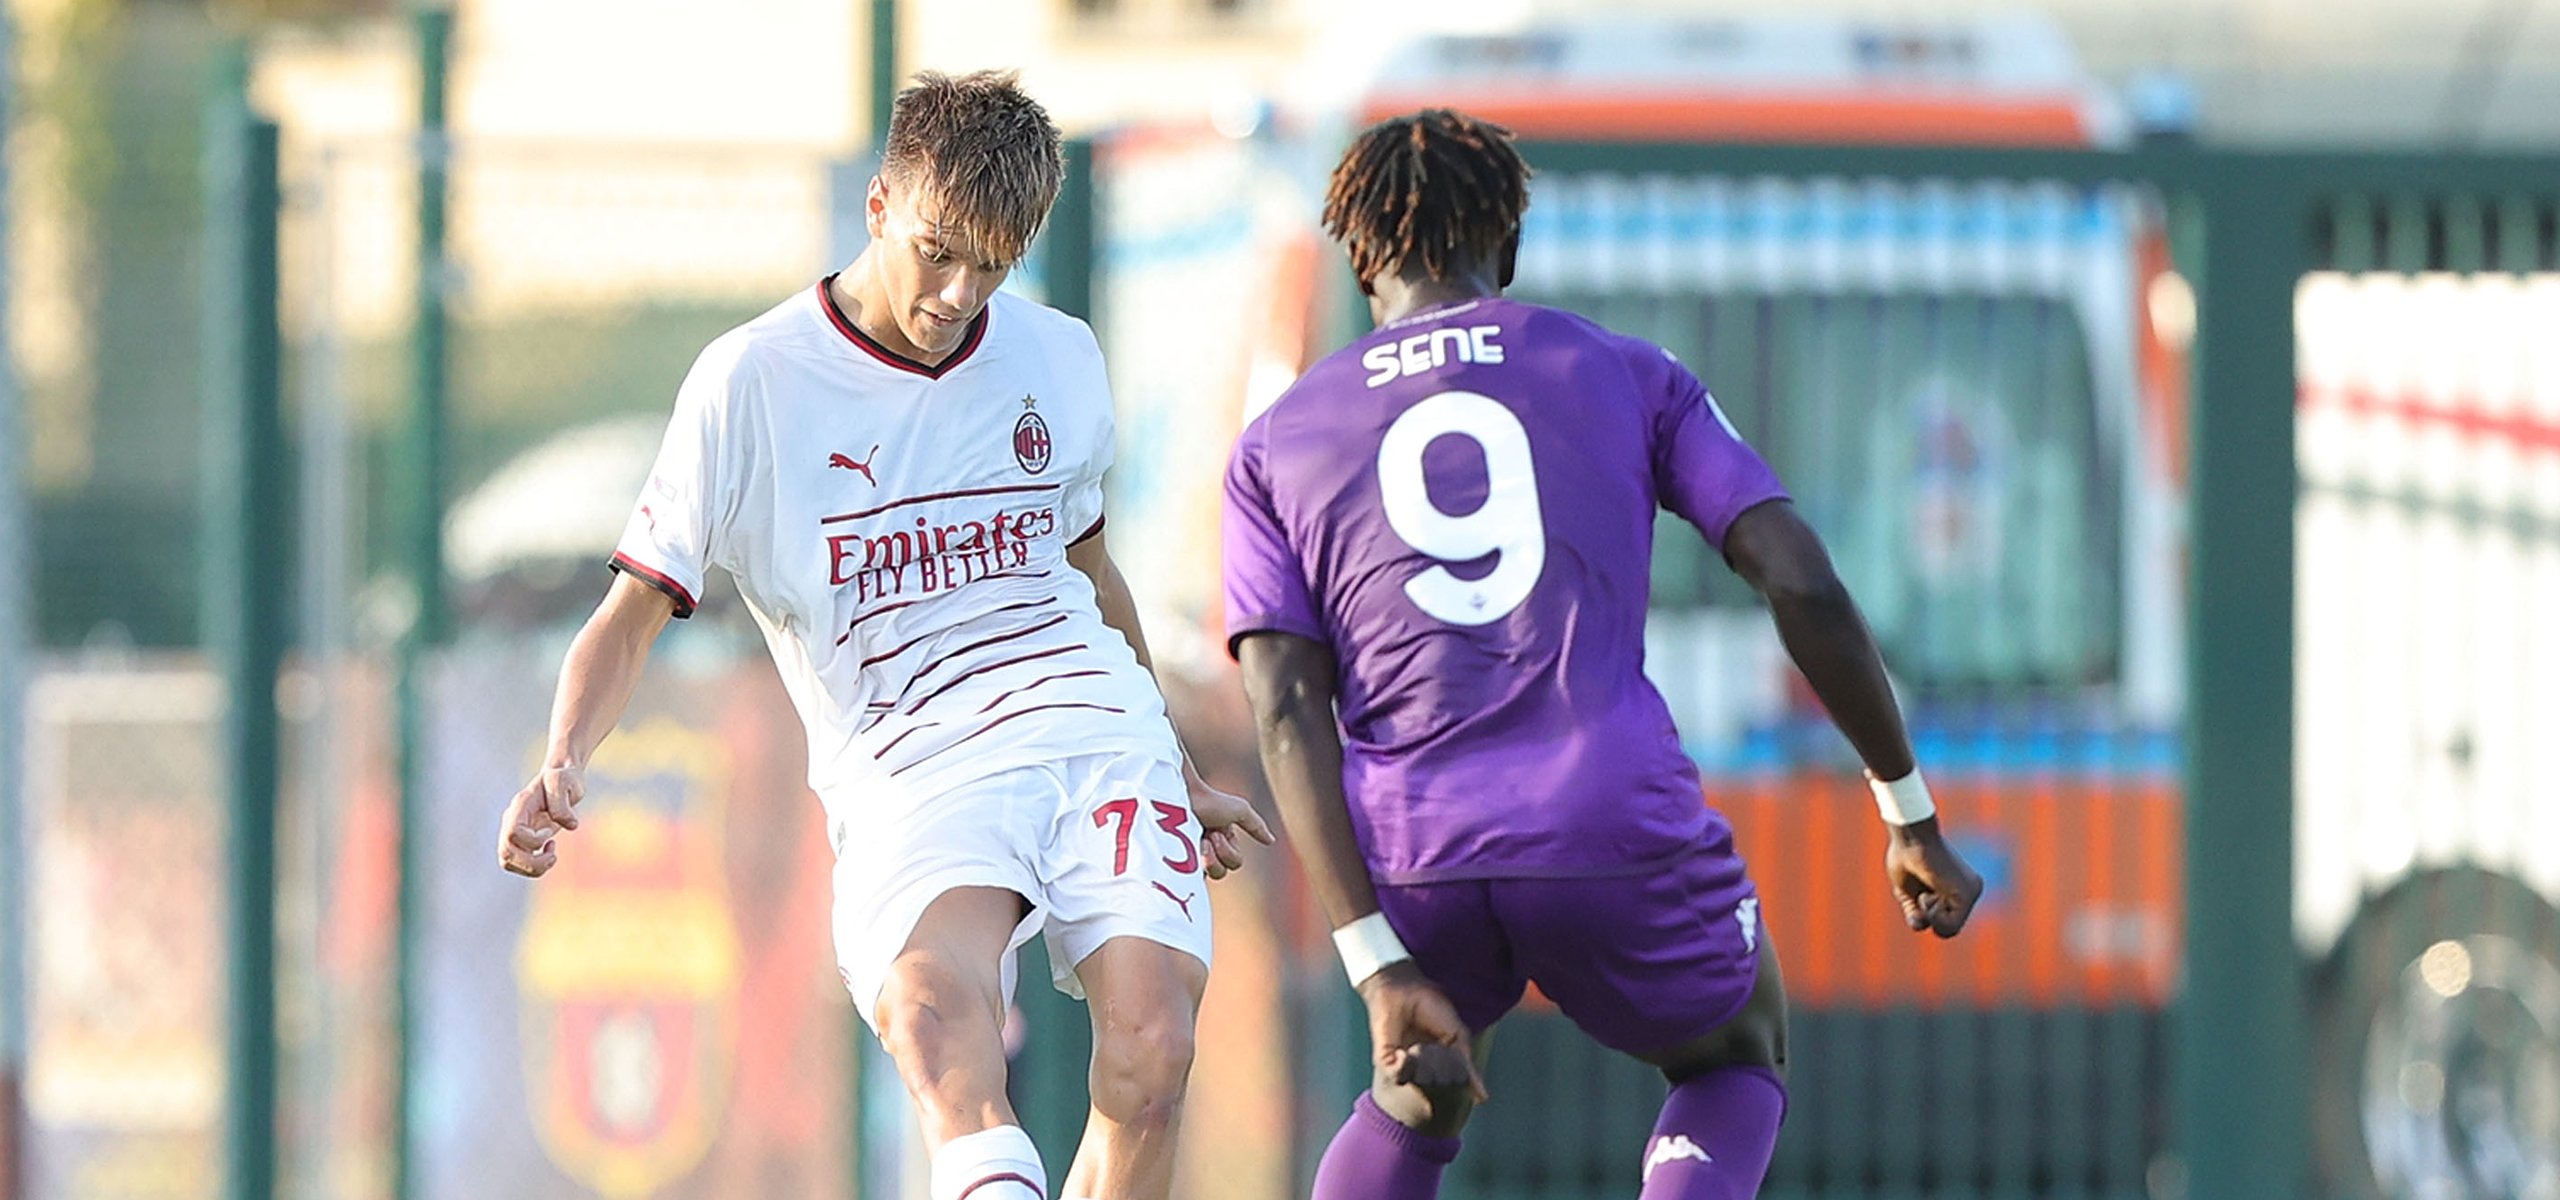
[22,47,2560,1200]
[2293,203,2560,1200]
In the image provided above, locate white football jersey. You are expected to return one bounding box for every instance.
[612,281,1176,829]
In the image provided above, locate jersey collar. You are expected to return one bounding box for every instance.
[817,274,990,379]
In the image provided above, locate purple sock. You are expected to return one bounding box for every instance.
[1310,1091,1462,1200]
[1637,1065,1788,1200]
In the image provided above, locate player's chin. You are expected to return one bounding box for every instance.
[911,310,968,348]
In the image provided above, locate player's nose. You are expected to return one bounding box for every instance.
[942,268,993,315]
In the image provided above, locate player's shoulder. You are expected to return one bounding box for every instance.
[1506,298,1679,369]
[988,290,1102,357]
[690,285,832,386]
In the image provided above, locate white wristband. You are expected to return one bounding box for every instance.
[1867,769,1937,826]
[1331,912,1412,988]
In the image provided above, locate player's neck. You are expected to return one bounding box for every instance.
[831,256,953,367]
[1369,274,1501,328]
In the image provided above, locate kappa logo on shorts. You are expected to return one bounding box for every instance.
[1644,1135,1712,1180]
[1151,882,1196,922]
[1737,896,1761,955]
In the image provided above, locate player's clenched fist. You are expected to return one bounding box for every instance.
[498,764,585,878]
[1883,818,1984,938]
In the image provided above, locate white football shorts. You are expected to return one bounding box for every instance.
[829,746,1218,1031]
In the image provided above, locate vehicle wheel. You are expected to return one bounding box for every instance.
[2309,867,2560,1200]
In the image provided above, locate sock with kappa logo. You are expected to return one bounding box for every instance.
[1309,1090,1462,1200]
[930,1124,1047,1200]
[1638,1064,1786,1200]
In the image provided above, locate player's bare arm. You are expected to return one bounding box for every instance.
[1237,631,1485,1112]
[1721,498,1986,938]
[496,572,677,878]
[1067,527,1274,879]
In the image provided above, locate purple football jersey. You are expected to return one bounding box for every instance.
[1222,297,1789,884]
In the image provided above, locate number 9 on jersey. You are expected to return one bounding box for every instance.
[1376,390,1546,626]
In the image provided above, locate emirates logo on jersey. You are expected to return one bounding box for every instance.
[1013,395,1052,475]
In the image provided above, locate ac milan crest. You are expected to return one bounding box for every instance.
[1013,399,1052,475]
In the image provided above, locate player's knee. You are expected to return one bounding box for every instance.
[874,964,995,1076]
[1089,1010,1196,1125]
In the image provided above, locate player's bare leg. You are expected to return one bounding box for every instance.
[1058,935,1207,1200]
[874,885,1048,1199]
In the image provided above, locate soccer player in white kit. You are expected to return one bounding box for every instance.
[493,71,1274,1200]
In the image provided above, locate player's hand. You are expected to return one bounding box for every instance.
[1883,817,1983,938]
[1184,766,1275,881]
[1357,962,1488,1106]
[498,764,585,878]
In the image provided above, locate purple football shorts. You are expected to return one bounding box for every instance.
[1371,835,1764,1056]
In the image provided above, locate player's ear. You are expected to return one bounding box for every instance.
[865,175,891,239]
[1495,232,1520,290]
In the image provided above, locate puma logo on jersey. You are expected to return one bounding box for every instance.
[1152,882,1196,922]
[1643,1135,1712,1180]
[828,445,882,485]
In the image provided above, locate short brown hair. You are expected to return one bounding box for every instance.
[881,70,1064,266]
[1323,109,1532,287]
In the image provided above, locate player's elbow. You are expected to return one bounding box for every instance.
[1250,674,1329,743]
[1758,562,1855,622]
[1239,636,1337,740]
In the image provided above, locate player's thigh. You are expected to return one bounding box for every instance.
[1498,846,1765,1058]
[1631,933,1788,1084]
[1037,749,1216,999]
[888,885,1035,1012]
[831,771,1049,1033]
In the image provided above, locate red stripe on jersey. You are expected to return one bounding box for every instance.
[834,568,1049,645]
[879,643,1087,727]
[820,484,1058,526]
[609,553,698,618]
[816,275,990,379]
[859,626,945,672]
[974,669,1108,714]
[872,721,939,761]
[891,611,1068,678]
[1070,515,1105,546]
[954,1174,1043,1200]
[837,596,930,645]
[890,703,1127,776]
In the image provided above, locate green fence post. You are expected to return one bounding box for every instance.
[2179,159,2308,1200]
[0,0,24,1192]
[855,11,895,1193]
[394,9,451,1200]
[870,0,897,145]
[1045,139,1095,323]
[202,40,285,1200]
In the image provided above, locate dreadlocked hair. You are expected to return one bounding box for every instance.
[1322,109,1532,287]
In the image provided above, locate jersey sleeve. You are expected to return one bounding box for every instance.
[1648,346,1789,550]
[610,340,751,617]
[1220,420,1326,657]
[1060,319,1112,544]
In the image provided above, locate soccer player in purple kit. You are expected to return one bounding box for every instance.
[1222,110,1989,1200]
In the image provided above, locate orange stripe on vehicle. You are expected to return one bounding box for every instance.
[1359,89,2094,147]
